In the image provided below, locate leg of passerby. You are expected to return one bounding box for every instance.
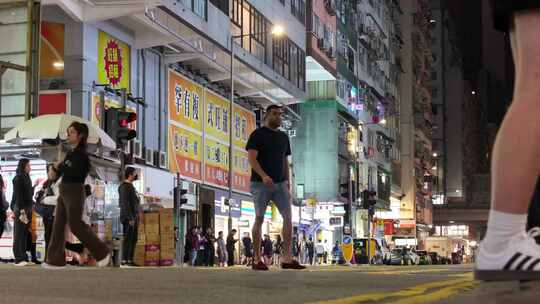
[45,196,68,267]
[190,249,198,266]
[227,248,234,266]
[128,221,138,265]
[12,212,28,266]
[121,221,131,265]
[62,184,110,266]
[43,216,54,260]
[251,216,267,270]
[477,10,540,279]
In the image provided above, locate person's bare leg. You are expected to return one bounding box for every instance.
[281,210,293,263]
[252,217,264,263]
[491,11,540,214]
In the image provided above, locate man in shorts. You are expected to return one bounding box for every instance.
[475,2,540,281]
[246,105,305,271]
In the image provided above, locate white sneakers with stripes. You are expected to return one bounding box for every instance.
[476,227,540,281]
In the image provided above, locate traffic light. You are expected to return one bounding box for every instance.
[104,107,137,147]
[361,190,377,209]
[174,186,188,208]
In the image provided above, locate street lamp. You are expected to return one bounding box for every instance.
[227,25,285,234]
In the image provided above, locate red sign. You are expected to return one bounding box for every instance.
[38,90,69,115]
[384,219,394,235]
[104,40,123,87]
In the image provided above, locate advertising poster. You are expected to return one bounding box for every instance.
[232,104,256,149]
[233,149,250,193]
[168,124,202,182]
[204,89,230,143]
[168,70,203,132]
[204,137,229,188]
[97,31,130,90]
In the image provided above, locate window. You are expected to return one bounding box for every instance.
[231,0,268,63]
[347,46,355,73]
[291,0,306,24]
[178,0,207,19]
[313,14,322,38]
[272,36,305,90]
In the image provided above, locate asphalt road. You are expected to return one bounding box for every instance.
[0,263,485,304]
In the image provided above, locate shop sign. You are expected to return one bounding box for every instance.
[203,137,229,188]
[168,70,203,132]
[98,31,130,90]
[233,104,256,149]
[238,219,250,228]
[399,219,416,229]
[204,89,230,143]
[168,124,202,182]
[232,149,250,193]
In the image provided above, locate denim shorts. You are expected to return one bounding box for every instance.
[250,181,291,218]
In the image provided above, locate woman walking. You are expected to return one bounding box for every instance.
[11,159,34,266]
[273,235,283,266]
[44,122,110,268]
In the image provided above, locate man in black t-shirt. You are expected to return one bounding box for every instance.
[246,105,305,271]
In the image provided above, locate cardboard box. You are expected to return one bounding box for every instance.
[160,233,174,244]
[137,224,145,235]
[145,233,160,244]
[144,213,159,226]
[145,250,160,266]
[145,224,159,234]
[145,244,160,252]
[136,235,146,246]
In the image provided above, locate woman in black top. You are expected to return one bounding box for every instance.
[44,122,110,268]
[0,174,8,244]
[11,159,34,266]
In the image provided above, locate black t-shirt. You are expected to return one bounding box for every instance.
[245,126,291,182]
[58,149,90,184]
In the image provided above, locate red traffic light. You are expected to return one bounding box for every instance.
[118,112,137,127]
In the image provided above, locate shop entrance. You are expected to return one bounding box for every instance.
[198,187,215,233]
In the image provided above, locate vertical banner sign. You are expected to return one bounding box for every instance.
[204,138,229,187]
[97,31,130,90]
[232,104,256,193]
[168,70,204,181]
[233,149,250,193]
[203,90,230,188]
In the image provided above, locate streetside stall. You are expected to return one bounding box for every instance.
[0,114,122,265]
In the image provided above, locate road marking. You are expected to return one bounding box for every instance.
[308,273,474,304]
[386,280,478,304]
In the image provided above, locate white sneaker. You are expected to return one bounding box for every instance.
[476,227,540,281]
[42,263,66,270]
[96,254,111,267]
[14,261,28,267]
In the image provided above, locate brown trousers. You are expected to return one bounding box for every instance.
[46,183,109,266]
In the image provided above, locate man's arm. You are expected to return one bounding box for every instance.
[283,157,290,183]
[248,149,272,182]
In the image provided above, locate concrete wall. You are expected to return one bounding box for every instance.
[398,0,416,220]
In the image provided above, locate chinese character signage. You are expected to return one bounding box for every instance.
[204,89,230,143]
[168,124,202,181]
[97,31,130,90]
[168,70,203,132]
[233,149,250,193]
[204,138,229,188]
[233,104,256,149]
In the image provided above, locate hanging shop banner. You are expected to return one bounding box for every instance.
[40,21,65,78]
[90,92,136,129]
[168,70,203,132]
[168,124,203,181]
[233,104,256,149]
[204,89,230,143]
[203,137,229,188]
[97,31,130,90]
[233,149,250,193]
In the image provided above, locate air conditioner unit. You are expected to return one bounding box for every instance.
[133,139,143,158]
[158,151,168,169]
[145,148,154,165]
[153,150,161,167]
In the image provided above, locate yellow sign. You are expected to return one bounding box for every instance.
[168,70,203,132]
[97,31,130,90]
[233,104,256,149]
[168,124,202,181]
[232,149,250,193]
[204,89,230,143]
[204,137,229,187]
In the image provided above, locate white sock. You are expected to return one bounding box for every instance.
[482,210,527,252]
